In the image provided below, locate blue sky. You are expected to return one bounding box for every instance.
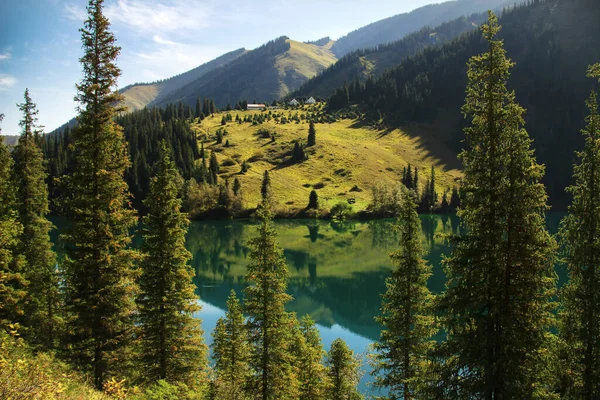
[0,0,442,135]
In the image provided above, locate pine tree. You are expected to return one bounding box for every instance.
[326,338,362,400]
[308,121,316,146]
[244,208,298,399]
[372,189,436,399]
[0,115,27,331]
[558,63,600,400]
[61,0,139,388]
[405,164,413,190]
[12,89,60,349]
[294,316,328,400]
[308,190,319,209]
[429,165,437,206]
[212,290,251,399]
[138,141,206,386]
[233,177,242,197]
[196,97,202,119]
[413,167,419,192]
[261,170,272,206]
[209,150,219,184]
[439,13,557,398]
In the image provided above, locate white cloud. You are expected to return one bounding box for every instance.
[105,0,212,36]
[0,53,10,61]
[63,3,87,22]
[0,74,17,90]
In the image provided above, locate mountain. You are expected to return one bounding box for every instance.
[155,37,337,108]
[330,0,516,57]
[293,12,489,99]
[327,0,600,209]
[119,48,247,112]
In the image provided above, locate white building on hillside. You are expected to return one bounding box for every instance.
[289,99,299,106]
[306,97,316,104]
[247,104,266,110]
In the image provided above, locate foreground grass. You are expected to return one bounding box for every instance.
[194,108,462,215]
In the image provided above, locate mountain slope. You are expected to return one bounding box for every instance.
[330,0,516,57]
[293,12,489,99]
[120,48,247,112]
[157,37,337,108]
[329,0,600,208]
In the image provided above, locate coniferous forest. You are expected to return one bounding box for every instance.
[1,0,600,399]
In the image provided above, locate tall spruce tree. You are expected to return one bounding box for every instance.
[0,115,27,331]
[372,188,436,399]
[211,290,251,399]
[326,338,362,400]
[558,63,600,400]
[12,89,60,349]
[261,170,272,206]
[294,315,328,400]
[138,141,206,386]
[307,121,316,146]
[61,0,139,388]
[439,13,557,398]
[244,207,298,399]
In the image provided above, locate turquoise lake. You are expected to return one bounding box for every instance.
[52,213,566,395]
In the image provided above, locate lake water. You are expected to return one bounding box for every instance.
[51,213,566,396]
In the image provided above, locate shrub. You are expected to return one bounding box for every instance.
[308,190,319,209]
[331,202,353,221]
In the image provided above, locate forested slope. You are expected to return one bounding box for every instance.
[329,0,600,208]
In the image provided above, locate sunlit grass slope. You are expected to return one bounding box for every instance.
[193,107,462,214]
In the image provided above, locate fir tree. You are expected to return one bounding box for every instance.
[449,187,460,211]
[558,63,600,400]
[372,188,436,399]
[209,150,219,184]
[326,338,362,400]
[233,177,242,197]
[439,13,557,398]
[0,116,27,331]
[61,0,139,388]
[211,290,251,399]
[307,121,316,146]
[308,190,319,209]
[261,170,272,206]
[295,316,328,400]
[12,89,60,349]
[138,141,206,386]
[244,208,298,399]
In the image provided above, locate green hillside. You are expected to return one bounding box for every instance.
[119,48,247,112]
[327,0,600,209]
[193,107,462,215]
[157,37,337,109]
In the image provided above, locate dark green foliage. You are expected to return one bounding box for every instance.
[216,128,224,143]
[372,188,436,399]
[211,290,250,399]
[209,150,220,184]
[326,338,362,400]
[0,116,27,332]
[449,187,460,211]
[308,190,319,209]
[292,141,307,162]
[244,208,299,399]
[261,170,271,205]
[294,316,328,399]
[241,160,249,174]
[558,64,600,399]
[138,141,206,386]
[327,0,600,209]
[439,13,557,398]
[12,90,60,349]
[61,0,139,388]
[419,166,437,213]
[232,177,241,197]
[45,105,199,212]
[307,121,316,146]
